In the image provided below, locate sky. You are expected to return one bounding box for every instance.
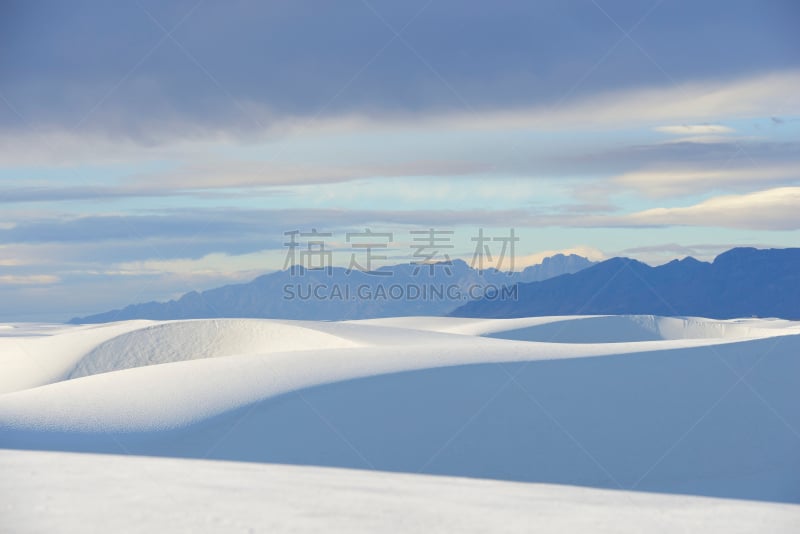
[0,0,799,321]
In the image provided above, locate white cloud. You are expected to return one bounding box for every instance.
[651,124,738,146]
[512,246,606,268]
[616,187,800,230]
[612,164,800,198]
[654,125,734,135]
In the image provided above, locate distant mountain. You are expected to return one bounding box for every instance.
[451,247,800,320]
[69,254,596,323]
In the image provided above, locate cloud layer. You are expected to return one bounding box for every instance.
[2,0,798,138]
[1,0,799,321]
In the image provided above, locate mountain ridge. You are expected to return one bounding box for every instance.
[451,247,800,320]
[69,253,595,323]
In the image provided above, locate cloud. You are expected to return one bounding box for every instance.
[654,125,734,135]
[512,246,606,268]
[130,160,490,194]
[5,208,522,248]
[3,186,798,259]
[612,163,800,198]
[2,69,799,167]
[611,187,800,230]
[0,213,271,244]
[473,70,800,132]
[0,157,491,201]
[3,0,798,323]
[652,124,737,145]
[114,250,283,277]
[223,69,800,136]
[0,274,59,285]
[2,0,797,140]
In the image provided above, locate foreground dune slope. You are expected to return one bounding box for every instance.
[1,316,799,504]
[2,449,798,534]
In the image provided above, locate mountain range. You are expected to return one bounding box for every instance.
[451,247,800,320]
[71,248,800,323]
[70,253,595,323]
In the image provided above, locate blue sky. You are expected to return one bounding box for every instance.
[1,0,799,321]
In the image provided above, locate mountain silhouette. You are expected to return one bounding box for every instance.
[69,254,595,323]
[451,247,800,320]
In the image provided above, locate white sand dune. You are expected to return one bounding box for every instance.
[0,320,155,394]
[67,319,367,379]
[2,449,798,534]
[355,314,798,341]
[4,315,778,395]
[0,318,457,393]
[1,315,799,509]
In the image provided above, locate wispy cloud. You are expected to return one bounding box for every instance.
[612,163,800,198]
[0,274,59,285]
[0,160,491,203]
[654,124,734,135]
[4,185,798,262]
[611,187,800,230]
